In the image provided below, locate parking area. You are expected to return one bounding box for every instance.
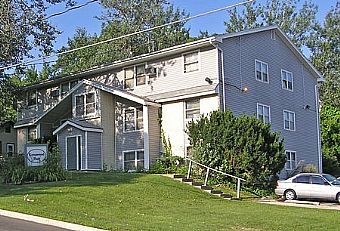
[259,199,340,210]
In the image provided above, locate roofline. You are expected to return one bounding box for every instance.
[216,25,324,81]
[22,37,217,90]
[53,120,103,135]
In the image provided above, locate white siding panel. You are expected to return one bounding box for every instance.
[200,96,219,115]
[162,102,185,157]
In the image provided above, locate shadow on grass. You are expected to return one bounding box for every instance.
[0,171,144,198]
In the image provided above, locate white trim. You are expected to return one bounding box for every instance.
[155,90,216,103]
[85,131,88,170]
[122,149,144,171]
[256,103,271,123]
[65,135,81,170]
[182,50,200,74]
[53,120,103,135]
[74,91,97,118]
[281,69,294,91]
[283,110,296,131]
[285,150,297,170]
[122,107,144,133]
[315,85,322,173]
[255,59,269,83]
[143,105,149,169]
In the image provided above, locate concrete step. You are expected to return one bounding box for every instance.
[220,193,233,200]
[181,178,194,183]
[173,174,185,179]
[201,185,213,191]
[210,189,223,195]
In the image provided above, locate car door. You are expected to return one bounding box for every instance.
[293,175,311,198]
[310,176,332,200]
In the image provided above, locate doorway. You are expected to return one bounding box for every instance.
[66,136,82,170]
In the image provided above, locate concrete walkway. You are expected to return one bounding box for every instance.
[0,210,107,231]
[259,199,340,210]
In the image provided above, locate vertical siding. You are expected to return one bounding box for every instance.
[147,106,161,166]
[220,30,320,174]
[87,131,102,170]
[17,128,27,154]
[100,91,116,169]
[162,101,185,157]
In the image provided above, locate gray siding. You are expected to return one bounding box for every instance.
[87,132,102,170]
[148,106,161,166]
[220,29,320,175]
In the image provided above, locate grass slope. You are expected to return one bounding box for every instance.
[0,172,339,231]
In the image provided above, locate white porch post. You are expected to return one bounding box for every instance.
[143,105,150,169]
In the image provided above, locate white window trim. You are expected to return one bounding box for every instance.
[185,99,201,122]
[255,59,269,83]
[281,69,294,91]
[257,103,271,123]
[285,150,297,170]
[123,107,143,133]
[74,91,97,118]
[122,149,144,171]
[283,110,296,131]
[124,63,157,89]
[183,50,200,74]
[27,90,38,108]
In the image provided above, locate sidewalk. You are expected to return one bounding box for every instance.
[0,209,107,231]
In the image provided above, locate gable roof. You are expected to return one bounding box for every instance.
[53,119,103,135]
[215,25,324,82]
[14,80,160,128]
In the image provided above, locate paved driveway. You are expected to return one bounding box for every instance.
[259,199,340,210]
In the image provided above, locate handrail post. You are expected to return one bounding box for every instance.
[236,178,241,199]
[187,159,192,179]
[204,168,210,186]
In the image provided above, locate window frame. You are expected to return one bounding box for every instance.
[183,51,200,73]
[27,91,37,107]
[257,103,271,124]
[281,69,293,91]
[185,99,200,120]
[123,64,157,89]
[6,143,15,155]
[285,150,297,170]
[123,107,144,133]
[255,60,269,83]
[74,92,97,118]
[123,149,144,171]
[27,126,37,142]
[283,110,296,131]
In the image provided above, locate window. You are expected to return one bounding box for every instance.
[6,143,14,155]
[183,51,199,73]
[255,60,268,83]
[294,175,309,184]
[124,67,134,89]
[27,91,37,106]
[4,123,11,133]
[70,80,78,88]
[124,107,143,132]
[60,82,70,96]
[135,64,146,86]
[257,103,270,124]
[285,151,296,170]
[123,150,144,171]
[75,93,96,117]
[281,69,293,91]
[283,110,295,131]
[311,176,326,185]
[28,127,37,142]
[185,99,200,120]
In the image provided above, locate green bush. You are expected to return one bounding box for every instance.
[0,144,67,184]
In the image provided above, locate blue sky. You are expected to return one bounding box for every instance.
[48,0,337,50]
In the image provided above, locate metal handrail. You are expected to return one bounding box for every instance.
[185,157,246,199]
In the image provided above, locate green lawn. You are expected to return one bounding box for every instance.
[0,172,339,231]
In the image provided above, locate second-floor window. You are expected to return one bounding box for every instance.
[185,99,200,120]
[124,107,143,132]
[183,51,199,73]
[281,69,293,91]
[283,110,295,131]
[75,92,96,117]
[124,64,153,89]
[255,60,268,83]
[257,103,270,124]
[61,82,70,96]
[27,91,37,107]
[285,150,296,170]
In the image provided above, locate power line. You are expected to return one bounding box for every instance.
[46,0,99,19]
[0,0,254,72]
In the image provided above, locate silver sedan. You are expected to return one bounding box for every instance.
[275,173,340,203]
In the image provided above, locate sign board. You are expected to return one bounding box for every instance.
[25,144,48,167]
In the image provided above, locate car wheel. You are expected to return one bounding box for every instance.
[284,189,296,200]
[336,193,340,204]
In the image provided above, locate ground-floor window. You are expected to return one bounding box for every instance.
[123,150,144,171]
[285,150,296,170]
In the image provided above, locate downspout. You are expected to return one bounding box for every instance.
[315,84,322,173]
[209,38,226,112]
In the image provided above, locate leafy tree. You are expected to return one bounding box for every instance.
[224,0,318,48]
[53,0,190,75]
[186,110,286,192]
[308,2,340,107]
[320,105,340,176]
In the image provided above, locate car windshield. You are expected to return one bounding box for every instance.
[322,174,340,185]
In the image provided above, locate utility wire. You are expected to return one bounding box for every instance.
[0,0,254,72]
[46,0,99,19]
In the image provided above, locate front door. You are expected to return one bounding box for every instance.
[66,136,81,170]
